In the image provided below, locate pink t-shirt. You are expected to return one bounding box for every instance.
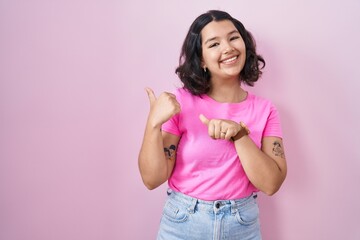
[162,88,282,201]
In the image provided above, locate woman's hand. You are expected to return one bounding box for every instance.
[145,88,181,128]
[199,114,241,140]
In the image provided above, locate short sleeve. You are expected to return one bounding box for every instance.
[262,104,283,138]
[161,113,181,136]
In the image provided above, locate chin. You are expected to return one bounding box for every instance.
[223,70,242,78]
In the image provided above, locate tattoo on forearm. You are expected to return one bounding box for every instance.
[164,145,176,160]
[272,141,285,159]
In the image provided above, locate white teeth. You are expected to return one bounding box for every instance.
[222,56,237,63]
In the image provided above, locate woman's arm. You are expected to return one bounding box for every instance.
[138,127,180,190]
[199,114,287,195]
[234,136,287,195]
[138,88,181,190]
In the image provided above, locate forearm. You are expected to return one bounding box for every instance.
[139,88,181,189]
[138,122,168,190]
[234,136,286,195]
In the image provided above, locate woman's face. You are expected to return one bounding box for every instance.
[201,20,246,81]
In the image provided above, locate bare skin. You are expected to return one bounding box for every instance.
[138,88,180,189]
[138,20,287,194]
[199,115,287,195]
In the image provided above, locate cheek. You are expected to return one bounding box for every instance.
[203,51,218,65]
[236,40,246,54]
[239,45,246,62]
[241,51,246,62]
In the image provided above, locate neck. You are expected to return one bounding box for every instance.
[207,80,246,103]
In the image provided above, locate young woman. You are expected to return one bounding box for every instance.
[138,10,287,240]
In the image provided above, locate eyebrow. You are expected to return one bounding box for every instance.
[204,30,240,45]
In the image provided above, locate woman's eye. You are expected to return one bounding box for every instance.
[209,43,219,48]
[230,36,240,41]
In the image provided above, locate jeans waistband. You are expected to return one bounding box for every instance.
[166,188,257,214]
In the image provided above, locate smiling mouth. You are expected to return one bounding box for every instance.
[221,56,238,64]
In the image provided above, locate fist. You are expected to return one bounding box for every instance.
[199,114,241,140]
[145,88,181,127]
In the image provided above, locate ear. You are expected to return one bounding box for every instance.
[200,57,205,68]
[201,58,207,72]
[201,61,206,69]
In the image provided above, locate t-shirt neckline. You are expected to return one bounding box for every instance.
[200,91,251,106]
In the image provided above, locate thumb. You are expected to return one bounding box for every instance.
[145,87,156,104]
[199,114,210,126]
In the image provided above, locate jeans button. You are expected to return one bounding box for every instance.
[215,202,220,208]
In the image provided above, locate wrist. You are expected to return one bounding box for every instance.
[147,117,163,130]
[231,122,250,142]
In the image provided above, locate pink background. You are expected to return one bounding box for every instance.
[1,0,360,239]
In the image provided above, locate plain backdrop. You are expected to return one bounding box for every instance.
[1,0,360,239]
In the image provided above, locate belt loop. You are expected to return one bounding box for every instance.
[166,188,173,196]
[230,200,237,215]
[253,193,258,199]
[187,197,198,214]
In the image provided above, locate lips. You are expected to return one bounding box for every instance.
[220,56,238,64]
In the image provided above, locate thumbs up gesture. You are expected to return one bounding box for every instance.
[199,114,241,140]
[145,88,181,127]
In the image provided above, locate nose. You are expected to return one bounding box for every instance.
[223,41,234,54]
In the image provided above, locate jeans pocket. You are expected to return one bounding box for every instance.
[235,199,259,226]
[162,200,189,223]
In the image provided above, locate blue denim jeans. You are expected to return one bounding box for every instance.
[157,189,261,240]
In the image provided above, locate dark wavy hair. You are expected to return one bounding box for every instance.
[175,10,265,95]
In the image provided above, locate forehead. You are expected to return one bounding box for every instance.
[201,20,238,41]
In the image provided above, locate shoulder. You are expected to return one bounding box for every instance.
[247,92,278,112]
[173,87,192,97]
[172,87,198,103]
[247,92,269,103]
